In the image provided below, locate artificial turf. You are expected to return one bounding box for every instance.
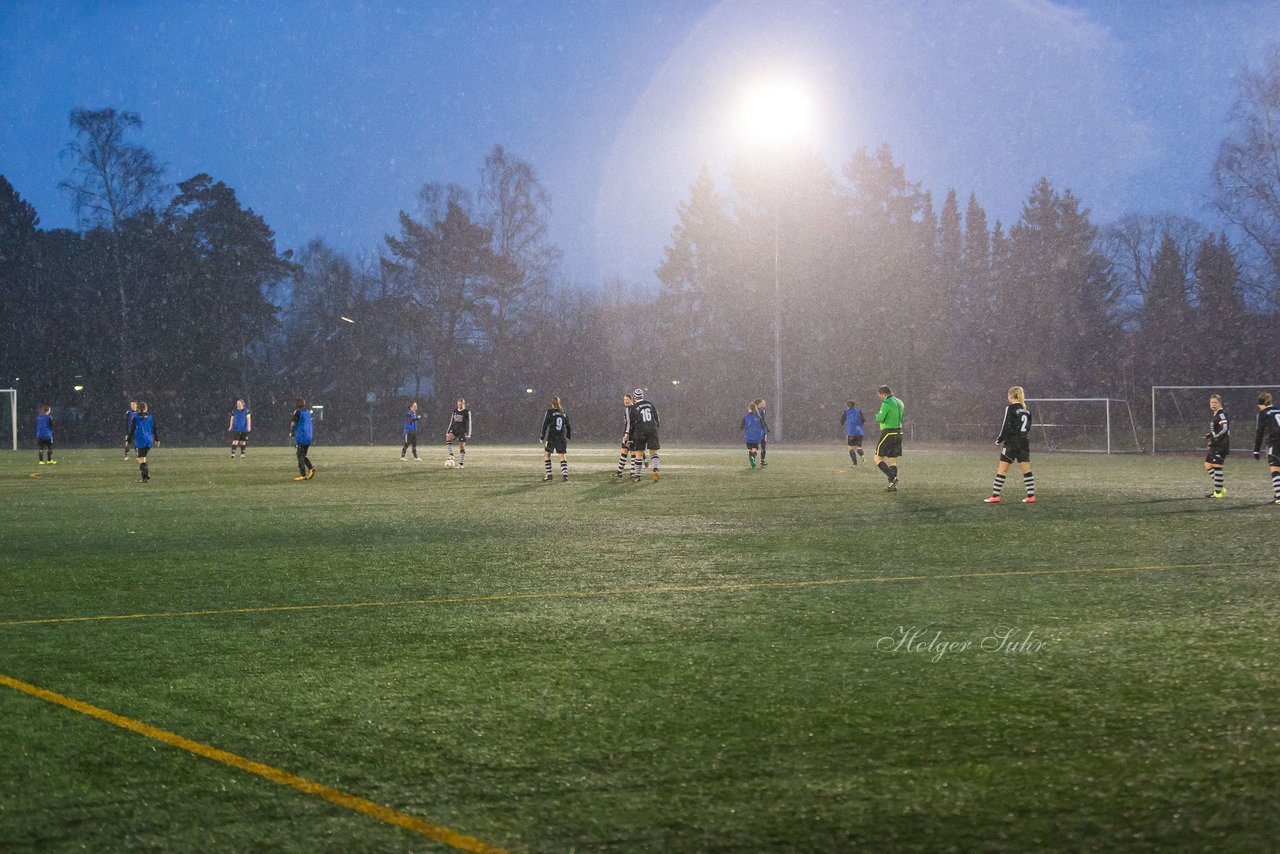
[2,445,1277,851]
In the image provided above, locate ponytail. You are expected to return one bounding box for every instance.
[1008,386,1026,406]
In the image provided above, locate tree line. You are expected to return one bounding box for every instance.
[2,53,1279,446]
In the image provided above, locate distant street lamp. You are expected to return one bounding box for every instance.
[737,79,812,442]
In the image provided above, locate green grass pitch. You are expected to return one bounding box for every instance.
[2,444,1278,851]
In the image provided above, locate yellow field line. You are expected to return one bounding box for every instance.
[0,561,1253,628]
[0,672,507,853]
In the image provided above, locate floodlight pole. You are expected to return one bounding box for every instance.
[773,207,783,442]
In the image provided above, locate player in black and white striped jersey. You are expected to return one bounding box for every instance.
[984,386,1035,504]
[612,393,634,479]
[1203,394,1229,498]
[1253,392,1280,504]
[627,388,661,482]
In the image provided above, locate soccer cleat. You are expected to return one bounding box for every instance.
[294,475,307,481]
[543,473,553,482]
[400,456,406,462]
[886,478,898,492]
[1212,490,1226,500]
[611,471,624,479]
[1022,496,1036,504]
[415,456,422,462]
[760,461,767,468]
[47,460,56,465]
[653,471,660,482]
[983,496,1001,503]
[562,473,569,482]
[137,478,149,483]
[631,474,641,482]
[306,468,315,480]
[38,460,46,465]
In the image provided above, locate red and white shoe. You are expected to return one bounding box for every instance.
[1022,496,1036,504]
[983,496,1001,504]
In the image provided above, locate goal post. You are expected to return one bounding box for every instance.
[1025,398,1142,454]
[1150,384,1280,454]
[1,388,16,451]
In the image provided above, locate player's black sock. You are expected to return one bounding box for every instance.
[1023,471,1035,497]
[1272,471,1280,500]
[615,451,628,474]
[889,465,898,481]
[544,459,553,476]
[877,461,891,478]
[140,462,149,480]
[991,474,1006,497]
[849,449,857,465]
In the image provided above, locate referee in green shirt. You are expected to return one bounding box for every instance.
[874,385,904,491]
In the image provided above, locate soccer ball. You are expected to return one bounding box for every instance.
[445,458,455,468]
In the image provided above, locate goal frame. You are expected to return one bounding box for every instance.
[1,388,15,451]
[1150,384,1280,455]
[1025,397,1141,455]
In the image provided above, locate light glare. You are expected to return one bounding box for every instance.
[739,80,812,145]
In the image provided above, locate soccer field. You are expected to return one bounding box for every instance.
[2,445,1278,851]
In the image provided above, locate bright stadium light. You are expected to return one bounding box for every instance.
[738,79,812,147]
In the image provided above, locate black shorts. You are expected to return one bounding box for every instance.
[38,438,53,448]
[403,432,418,446]
[1204,448,1227,466]
[136,445,152,457]
[632,427,660,453]
[544,438,567,454]
[846,434,864,448]
[445,432,466,443]
[1268,450,1280,468]
[875,430,902,458]
[1000,441,1031,464]
[745,441,760,450]
[232,431,249,442]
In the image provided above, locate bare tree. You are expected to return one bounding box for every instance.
[58,108,167,393]
[59,108,166,231]
[1214,50,1280,289]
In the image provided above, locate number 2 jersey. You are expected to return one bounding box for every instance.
[997,403,1032,448]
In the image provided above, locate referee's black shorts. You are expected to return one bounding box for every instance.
[876,429,902,458]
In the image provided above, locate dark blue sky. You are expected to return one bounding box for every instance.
[3,1,1278,287]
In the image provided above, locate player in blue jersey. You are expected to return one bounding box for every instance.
[754,399,770,467]
[841,400,865,466]
[291,398,315,481]
[400,401,422,461]
[741,402,766,469]
[227,399,252,459]
[123,400,139,459]
[126,401,157,483]
[445,398,472,468]
[540,396,572,481]
[35,405,56,465]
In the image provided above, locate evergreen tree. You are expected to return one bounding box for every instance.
[1142,234,1191,383]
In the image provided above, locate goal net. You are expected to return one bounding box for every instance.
[1,388,16,451]
[1025,398,1142,454]
[1150,385,1280,454]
